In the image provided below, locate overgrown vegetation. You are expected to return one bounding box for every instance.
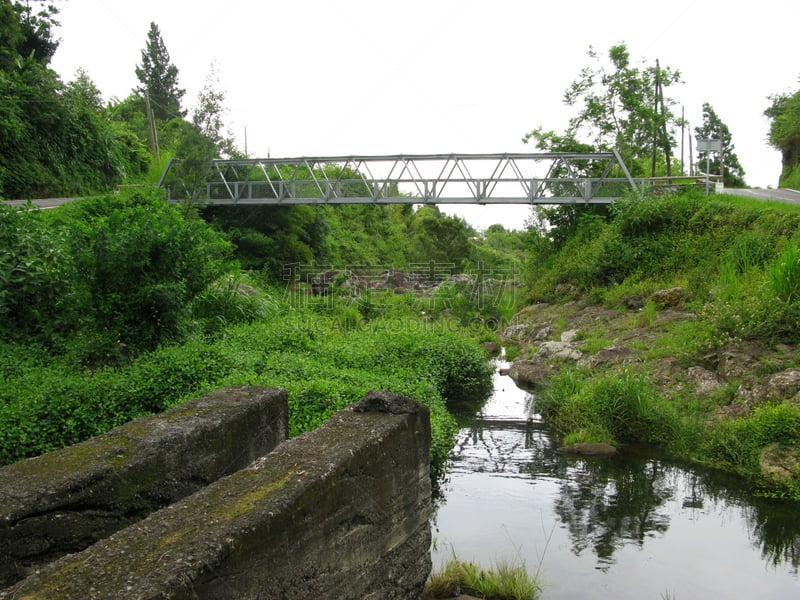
[0,308,493,478]
[523,189,800,499]
[0,191,498,480]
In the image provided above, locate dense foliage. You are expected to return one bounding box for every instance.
[0,300,494,479]
[524,43,682,177]
[765,82,800,188]
[0,1,150,198]
[0,190,233,354]
[0,192,497,480]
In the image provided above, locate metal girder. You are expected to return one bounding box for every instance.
[159,151,639,206]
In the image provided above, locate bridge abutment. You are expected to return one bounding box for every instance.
[0,388,432,599]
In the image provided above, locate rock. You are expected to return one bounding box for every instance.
[580,345,637,369]
[561,442,618,456]
[310,269,367,296]
[531,323,554,341]
[560,329,580,343]
[650,287,687,307]
[555,283,579,297]
[482,341,500,355]
[687,366,725,395]
[735,379,761,406]
[732,369,800,406]
[764,369,800,400]
[624,294,646,310]
[759,443,800,484]
[717,341,768,379]
[507,360,559,389]
[535,341,583,362]
[502,324,529,339]
[707,402,751,425]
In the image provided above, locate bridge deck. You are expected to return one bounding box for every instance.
[159,152,640,206]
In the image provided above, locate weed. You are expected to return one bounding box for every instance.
[427,555,541,600]
[768,244,800,303]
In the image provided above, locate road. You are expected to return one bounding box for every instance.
[4,198,81,209]
[722,187,800,204]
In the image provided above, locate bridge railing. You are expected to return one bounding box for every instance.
[159,152,640,206]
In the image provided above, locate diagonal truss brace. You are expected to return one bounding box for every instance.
[159,151,639,206]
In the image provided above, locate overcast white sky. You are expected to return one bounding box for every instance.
[50,0,798,229]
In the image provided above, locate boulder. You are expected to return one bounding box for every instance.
[560,329,580,343]
[687,366,725,395]
[482,341,500,355]
[580,345,637,368]
[531,323,554,341]
[502,324,529,339]
[507,360,559,389]
[561,442,618,456]
[650,287,687,307]
[764,369,800,400]
[759,443,800,484]
[535,341,582,362]
[717,341,767,379]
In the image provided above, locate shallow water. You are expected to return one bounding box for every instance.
[431,361,800,599]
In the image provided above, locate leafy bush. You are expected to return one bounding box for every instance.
[68,190,234,353]
[703,403,800,475]
[0,204,76,342]
[611,190,702,237]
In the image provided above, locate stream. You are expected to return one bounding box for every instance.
[431,358,800,599]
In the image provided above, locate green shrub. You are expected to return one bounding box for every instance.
[611,190,702,237]
[69,191,234,352]
[702,404,800,496]
[0,204,76,343]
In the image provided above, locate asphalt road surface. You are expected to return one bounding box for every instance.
[722,187,800,203]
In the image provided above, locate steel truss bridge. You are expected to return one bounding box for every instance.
[158,151,641,206]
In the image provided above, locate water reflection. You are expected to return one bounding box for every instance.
[552,457,673,571]
[432,362,800,598]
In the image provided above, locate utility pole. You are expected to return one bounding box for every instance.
[657,60,671,176]
[144,91,159,160]
[651,62,659,177]
[680,106,685,175]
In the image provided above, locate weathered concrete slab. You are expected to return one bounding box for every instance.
[0,386,288,587]
[1,390,432,600]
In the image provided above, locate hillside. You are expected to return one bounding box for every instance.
[501,189,800,499]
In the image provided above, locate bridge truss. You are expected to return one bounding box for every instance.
[158,151,639,206]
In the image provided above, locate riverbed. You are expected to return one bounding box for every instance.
[431,359,800,599]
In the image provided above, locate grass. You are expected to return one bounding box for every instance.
[426,556,541,600]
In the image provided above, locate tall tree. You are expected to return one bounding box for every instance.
[0,0,59,70]
[525,43,682,177]
[694,102,746,187]
[134,22,185,121]
[192,61,238,158]
[765,83,800,188]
